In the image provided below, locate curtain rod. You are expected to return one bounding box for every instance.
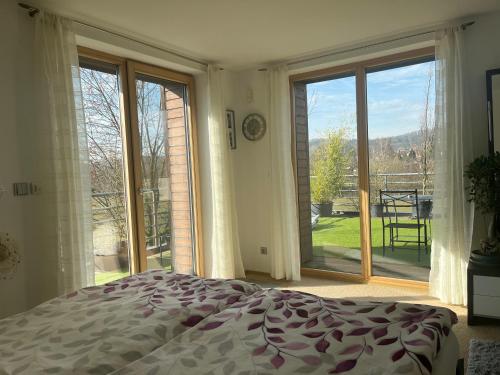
[284,20,475,69]
[17,2,209,68]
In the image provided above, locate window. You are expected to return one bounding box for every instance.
[292,47,435,284]
[367,58,435,281]
[80,59,132,284]
[78,48,202,284]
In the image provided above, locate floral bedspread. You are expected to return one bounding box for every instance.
[0,272,457,374]
[0,270,260,374]
[114,288,457,375]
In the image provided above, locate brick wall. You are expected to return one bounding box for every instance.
[165,84,194,274]
[293,82,313,263]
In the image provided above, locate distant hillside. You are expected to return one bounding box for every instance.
[378,130,421,150]
[309,130,421,155]
[308,138,325,154]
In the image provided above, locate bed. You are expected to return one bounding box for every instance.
[0,270,458,374]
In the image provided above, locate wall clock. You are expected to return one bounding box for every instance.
[242,113,266,141]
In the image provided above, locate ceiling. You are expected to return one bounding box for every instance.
[35,0,500,69]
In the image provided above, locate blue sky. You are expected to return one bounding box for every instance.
[306,60,435,140]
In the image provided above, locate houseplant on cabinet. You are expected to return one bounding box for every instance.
[466,152,500,326]
[465,151,500,264]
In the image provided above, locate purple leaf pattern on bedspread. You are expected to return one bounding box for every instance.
[115,288,457,375]
[0,270,260,374]
[0,271,457,374]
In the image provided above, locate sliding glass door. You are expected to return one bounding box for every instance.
[78,49,200,284]
[293,47,435,284]
[367,58,435,281]
[296,75,362,275]
[79,59,133,284]
[128,63,196,274]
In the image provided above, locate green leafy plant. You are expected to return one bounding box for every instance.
[465,151,500,255]
[465,152,500,214]
[310,128,352,204]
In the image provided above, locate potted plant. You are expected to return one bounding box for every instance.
[310,129,351,217]
[370,202,384,218]
[117,240,130,271]
[311,176,334,217]
[368,175,384,218]
[465,151,500,264]
[417,199,433,219]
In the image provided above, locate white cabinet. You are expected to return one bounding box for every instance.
[472,275,500,319]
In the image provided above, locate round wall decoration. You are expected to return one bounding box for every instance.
[242,113,266,141]
[0,233,20,280]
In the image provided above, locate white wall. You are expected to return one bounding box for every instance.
[227,70,272,273]
[494,77,500,151]
[464,11,500,156]
[0,0,32,318]
[463,11,500,243]
[195,69,273,275]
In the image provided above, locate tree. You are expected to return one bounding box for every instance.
[307,87,319,117]
[135,80,169,249]
[310,128,352,204]
[80,67,170,256]
[80,67,128,242]
[418,65,435,195]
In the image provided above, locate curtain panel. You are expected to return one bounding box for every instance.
[429,28,474,305]
[32,11,94,296]
[269,66,301,281]
[206,66,245,279]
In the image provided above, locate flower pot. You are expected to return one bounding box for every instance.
[411,200,433,219]
[419,200,433,219]
[370,204,384,218]
[470,249,500,267]
[317,203,333,217]
[117,240,130,271]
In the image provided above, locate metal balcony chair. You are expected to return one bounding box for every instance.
[379,189,432,262]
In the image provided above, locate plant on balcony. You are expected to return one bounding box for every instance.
[465,151,500,257]
[311,128,351,216]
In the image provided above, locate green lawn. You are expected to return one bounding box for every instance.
[95,270,129,285]
[312,216,430,267]
[94,253,172,285]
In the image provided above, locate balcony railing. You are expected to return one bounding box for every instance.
[91,189,170,253]
[311,172,434,211]
[341,172,433,194]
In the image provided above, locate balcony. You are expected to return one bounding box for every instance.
[305,172,433,281]
[91,189,172,284]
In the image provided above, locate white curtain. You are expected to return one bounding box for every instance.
[206,66,245,279]
[269,66,301,281]
[429,28,474,305]
[33,11,94,294]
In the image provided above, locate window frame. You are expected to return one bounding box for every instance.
[77,46,204,277]
[290,46,435,289]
